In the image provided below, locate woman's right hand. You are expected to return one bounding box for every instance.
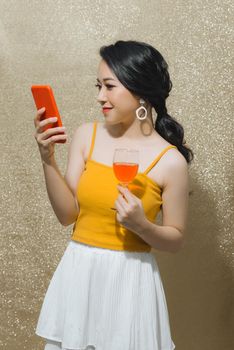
[34,107,67,162]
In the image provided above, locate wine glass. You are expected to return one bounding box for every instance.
[110,148,139,210]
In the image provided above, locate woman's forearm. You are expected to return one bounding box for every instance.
[41,155,78,226]
[133,218,184,253]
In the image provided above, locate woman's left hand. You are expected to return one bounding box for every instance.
[115,185,146,233]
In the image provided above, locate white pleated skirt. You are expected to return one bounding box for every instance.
[36,240,176,350]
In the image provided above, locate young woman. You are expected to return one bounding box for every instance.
[34,40,193,350]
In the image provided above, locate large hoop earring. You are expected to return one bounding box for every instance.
[136,98,147,120]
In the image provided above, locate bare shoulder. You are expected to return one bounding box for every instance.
[72,121,95,150]
[163,146,187,167]
[162,146,189,189]
[73,121,94,138]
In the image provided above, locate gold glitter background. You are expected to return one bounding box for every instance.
[0,1,233,349]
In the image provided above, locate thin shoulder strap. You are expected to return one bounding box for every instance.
[143,145,178,175]
[87,121,98,161]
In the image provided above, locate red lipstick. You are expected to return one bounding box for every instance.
[102,107,113,114]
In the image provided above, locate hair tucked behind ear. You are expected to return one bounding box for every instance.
[99,40,194,165]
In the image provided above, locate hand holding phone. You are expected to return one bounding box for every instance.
[31,85,66,144]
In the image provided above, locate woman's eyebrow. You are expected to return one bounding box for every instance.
[96,78,116,82]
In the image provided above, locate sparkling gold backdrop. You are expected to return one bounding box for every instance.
[0,1,233,349]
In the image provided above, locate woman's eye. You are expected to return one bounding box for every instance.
[94,84,114,90]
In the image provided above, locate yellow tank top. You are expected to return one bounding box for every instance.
[71,121,177,252]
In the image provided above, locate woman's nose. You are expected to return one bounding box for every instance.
[97,88,108,103]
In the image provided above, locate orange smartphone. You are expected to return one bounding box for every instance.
[31,85,66,143]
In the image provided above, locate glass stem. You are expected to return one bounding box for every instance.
[121,182,129,188]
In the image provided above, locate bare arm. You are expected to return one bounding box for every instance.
[41,155,79,226]
[34,108,88,226]
[129,150,189,253]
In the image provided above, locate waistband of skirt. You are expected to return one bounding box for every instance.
[68,239,154,257]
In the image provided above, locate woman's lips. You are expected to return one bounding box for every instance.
[102,108,113,114]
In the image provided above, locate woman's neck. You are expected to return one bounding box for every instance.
[104,114,155,140]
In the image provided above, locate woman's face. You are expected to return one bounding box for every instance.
[96,59,140,125]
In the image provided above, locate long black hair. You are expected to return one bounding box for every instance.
[99,40,194,165]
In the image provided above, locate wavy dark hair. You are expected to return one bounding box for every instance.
[99,40,194,165]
